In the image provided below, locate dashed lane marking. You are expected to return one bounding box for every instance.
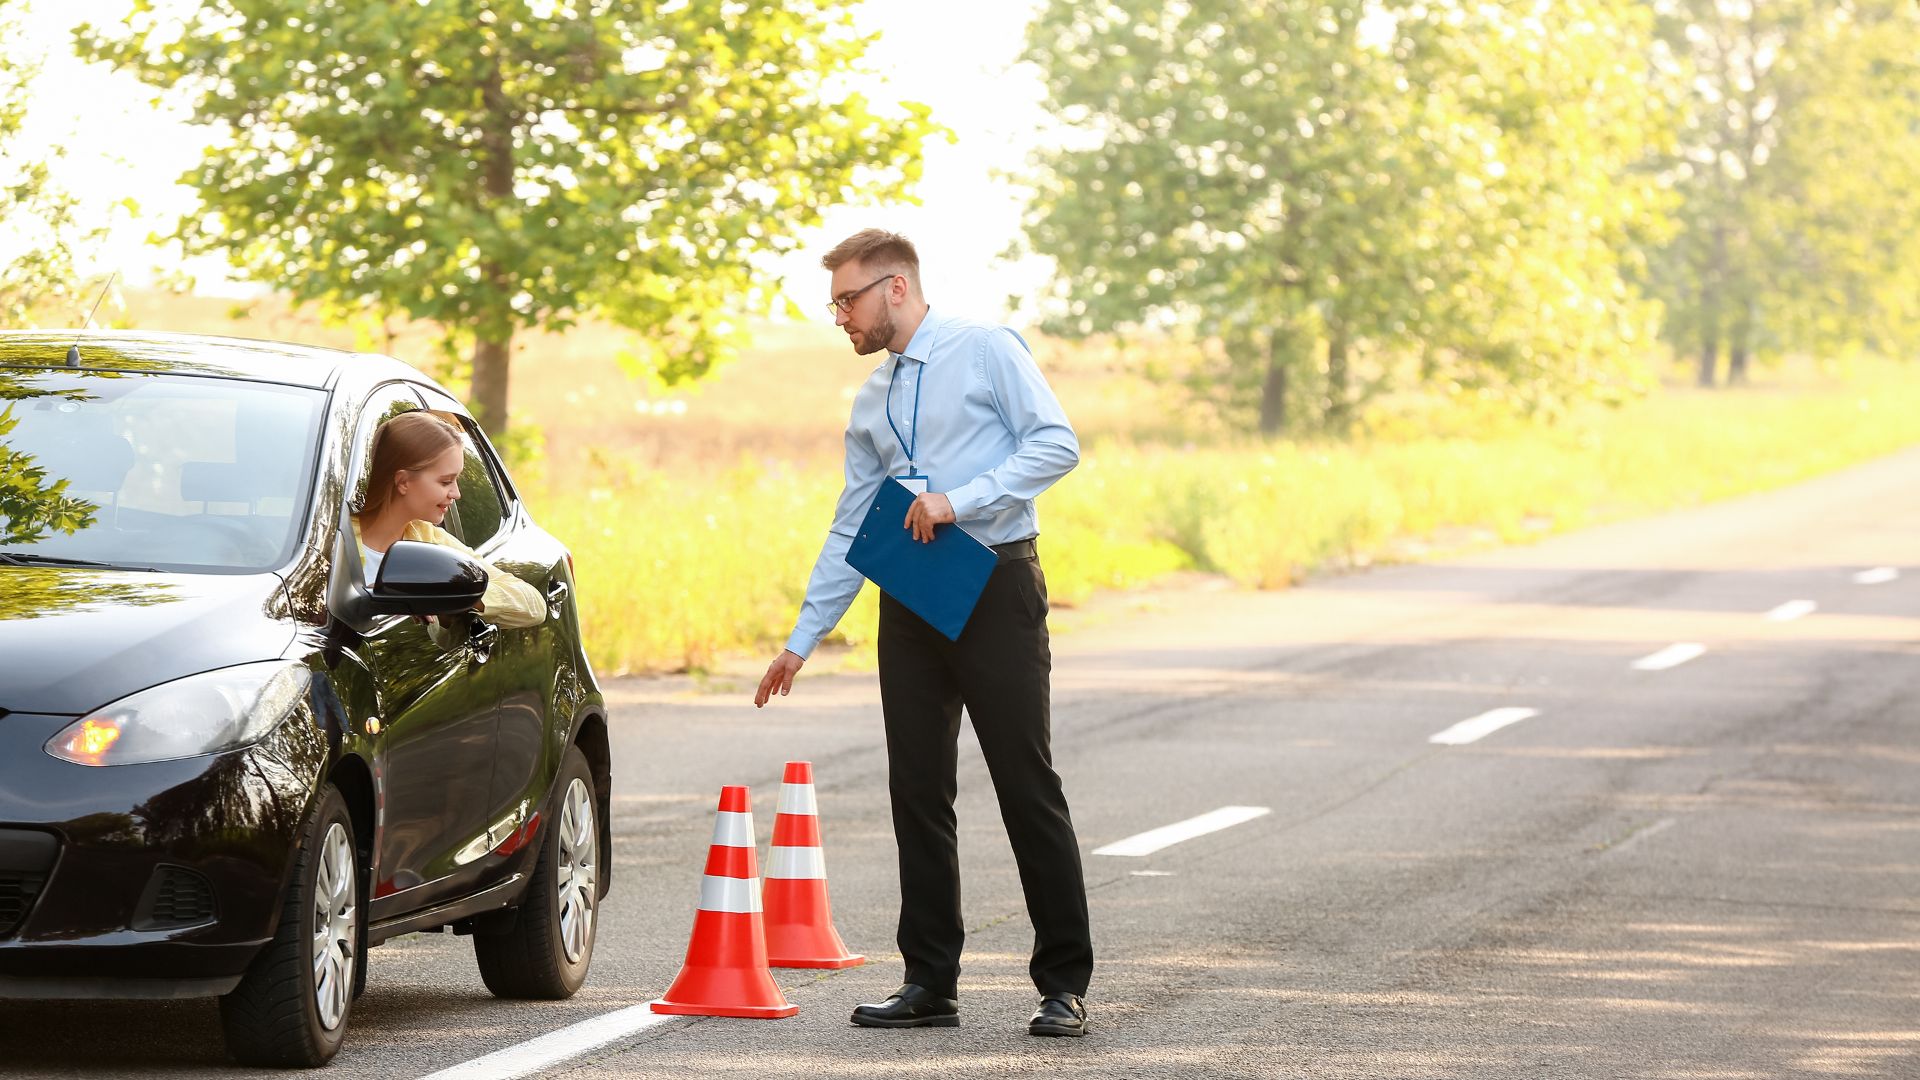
[1093,805,1272,857]
[1427,707,1540,746]
[1765,600,1816,621]
[1631,643,1706,671]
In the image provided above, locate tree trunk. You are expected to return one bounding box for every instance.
[1728,298,1753,385]
[1697,336,1718,388]
[471,333,512,435]
[1324,327,1351,434]
[1259,333,1289,436]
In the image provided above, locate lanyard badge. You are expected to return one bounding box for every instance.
[887,356,928,494]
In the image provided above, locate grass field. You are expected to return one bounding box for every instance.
[119,289,1920,674]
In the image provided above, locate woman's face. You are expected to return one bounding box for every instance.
[394,444,463,525]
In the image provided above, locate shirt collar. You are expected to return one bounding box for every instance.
[893,305,943,365]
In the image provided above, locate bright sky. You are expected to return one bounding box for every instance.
[10,0,1054,319]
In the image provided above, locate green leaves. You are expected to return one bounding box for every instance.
[1019,0,1668,432]
[1645,0,1920,384]
[0,3,110,329]
[79,0,937,429]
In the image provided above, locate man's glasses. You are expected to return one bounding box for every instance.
[827,274,897,315]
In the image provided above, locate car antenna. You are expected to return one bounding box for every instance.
[66,272,118,368]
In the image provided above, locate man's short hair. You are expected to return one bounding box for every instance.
[822,229,921,288]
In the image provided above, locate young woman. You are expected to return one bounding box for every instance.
[352,411,544,629]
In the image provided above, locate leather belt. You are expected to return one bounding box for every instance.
[990,538,1038,563]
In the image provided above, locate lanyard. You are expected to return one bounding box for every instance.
[885,355,923,472]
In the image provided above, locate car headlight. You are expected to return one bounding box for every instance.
[45,661,312,767]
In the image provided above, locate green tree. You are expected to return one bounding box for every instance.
[0,1,106,328]
[0,374,100,547]
[80,0,936,433]
[1017,0,1665,434]
[1646,0,1920,386]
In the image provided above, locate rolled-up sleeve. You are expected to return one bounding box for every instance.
[944,328,1080,521]
[785,422,886,659]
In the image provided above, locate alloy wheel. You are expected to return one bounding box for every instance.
[555,777,597,964]
[311,822,357,1031]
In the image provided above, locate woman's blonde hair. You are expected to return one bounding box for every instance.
[358,411,462,522]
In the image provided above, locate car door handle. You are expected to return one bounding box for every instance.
[546,580,569,612]
[468,617,499,665]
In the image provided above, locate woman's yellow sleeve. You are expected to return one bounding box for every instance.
[412,522,548,629]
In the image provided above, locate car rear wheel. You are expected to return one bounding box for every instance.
[220,783,361,1067]
[474,744,599,999]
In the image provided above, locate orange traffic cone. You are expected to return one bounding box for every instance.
[649,786,799,1018]
[763,761,865,969]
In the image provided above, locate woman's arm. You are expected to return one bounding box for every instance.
[411,522,548,629]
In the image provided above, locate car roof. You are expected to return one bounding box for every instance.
[0,329,423,391]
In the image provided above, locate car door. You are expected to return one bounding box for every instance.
[412,392,567,834]
[340,386,504,915]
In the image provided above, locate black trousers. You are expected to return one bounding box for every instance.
[877,547,1094,999]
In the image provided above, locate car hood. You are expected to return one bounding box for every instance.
[0,567,295,715]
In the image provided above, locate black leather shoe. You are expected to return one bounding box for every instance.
[850,983,960,1028]
[1028,992,1087,1037]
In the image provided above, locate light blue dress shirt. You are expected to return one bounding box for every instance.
[784,306,1080,658]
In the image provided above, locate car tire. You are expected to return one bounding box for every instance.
[474,744,600,999]
[219,783,361,1067]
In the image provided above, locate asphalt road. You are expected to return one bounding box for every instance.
[3,445,1917,1079]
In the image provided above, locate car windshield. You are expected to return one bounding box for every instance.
[0,368,327,573]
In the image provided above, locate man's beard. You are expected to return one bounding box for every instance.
[854,307,897,356]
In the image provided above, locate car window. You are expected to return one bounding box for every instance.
[347,386,425,520]
[425,411,510,550]
[0,368,327,572]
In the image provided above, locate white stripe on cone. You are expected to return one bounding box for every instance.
[766,846,827,880]
[776,784,818,816]
[709,811,754,848]
[699,874,763,914]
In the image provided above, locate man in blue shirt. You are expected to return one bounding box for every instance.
[755,229,1093,1037]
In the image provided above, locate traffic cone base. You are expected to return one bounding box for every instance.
[764,878,865,968]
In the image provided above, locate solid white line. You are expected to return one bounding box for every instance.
[1765,600,1816,622]
[1854,567,1899,585]
[1427,707,1540,746]
[416,1004,676,1080]
[1092,806,1271,857]
[1631,643,1706,671]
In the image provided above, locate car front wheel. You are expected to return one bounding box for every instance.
[220,783,361,1067]
[474,744,600,998]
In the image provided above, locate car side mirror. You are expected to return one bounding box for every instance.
[367,540,489,617]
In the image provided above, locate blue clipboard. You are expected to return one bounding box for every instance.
[845,479,998,641]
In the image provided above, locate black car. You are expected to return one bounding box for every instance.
[0,331,611,1066]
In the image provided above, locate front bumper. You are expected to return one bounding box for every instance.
[0,710,323,998]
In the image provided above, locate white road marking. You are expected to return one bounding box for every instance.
[1130,870,1174,877]
[1765,600,1816,622]
[1427,707,1540,746]
[416,1004,677,1080]
[1631,643,1706,671]
[1854,567,1900,585]
[1604,816,1677,857]
[1093,806,1272,857]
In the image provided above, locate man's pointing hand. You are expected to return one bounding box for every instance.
[755,649,805,707]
